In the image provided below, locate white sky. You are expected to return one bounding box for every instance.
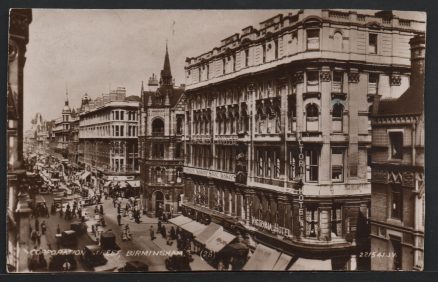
[23,9,426,130]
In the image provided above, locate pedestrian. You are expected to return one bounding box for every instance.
[29,223,33,238]
[149,225,155,240]
[31,230,37,246]
[35,218,40,232]
[99,204,104,215]
[56,224,61,235]
[62,259,71,271]
[170,226,176,240]
[95,205,99,214]
[117,213,122,226]
[112,197,116,208]
[161,225,167,238]
[41,221,46,235]
[157,220,162,234]
[36,230,41,246]
[38,250,47,269]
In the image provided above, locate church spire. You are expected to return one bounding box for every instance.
[160,41,173,86]
[65,86,69,106]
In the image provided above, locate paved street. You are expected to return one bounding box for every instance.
[22,187,214,272]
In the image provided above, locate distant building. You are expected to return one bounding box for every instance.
[182,9,425,270]
[78,89,140,187]
[370,34,425,271]
[52,91,76,161]
[139,44,185,217]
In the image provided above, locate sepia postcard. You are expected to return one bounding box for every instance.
[6,8,426,272]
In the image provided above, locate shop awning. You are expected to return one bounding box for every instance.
[204,230,236,253]
[126,180,140,188]
[103,181,112,187]
[180,221,208,237]
[272,253,293,271]
[242,244,281,271]
[169,215,193,226]
[81,171,91,180]
[195,222,222,245]
[288,258,332,271]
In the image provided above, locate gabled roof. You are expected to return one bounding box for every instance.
[143,85,184,108]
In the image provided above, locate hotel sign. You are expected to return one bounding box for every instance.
[251,218,291,237]
[183,167,235,182]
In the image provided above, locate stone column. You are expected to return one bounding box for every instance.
[347,69,362,178]
[320,67,332,184]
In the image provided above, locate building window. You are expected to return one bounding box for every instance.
[262,44,266,63]
[115,111,119,120]
[245,48,249,67]
[120,111,124,120]
[274,38,279,59]
[332,102,344,132]
[288,150,298,180]
[333,31,343,50]
[331,206,342,237]
[389,131,403,160]
[305,149,319,182]
[306,103,319,132]
[307,29,320,50]
[175,143,182,159]
[115,125,120,137]
[152,118,165,136]
[153,143,165,159]
[368,33,378,54]
[222,59,226,75]
[391,185,403,220]
[306,71,319,92]
[391,236,402,270]
[368,73,379,94]
[332,71,343,93]
[120,125,124,137]
[305,206,318,237]
[176,116,183,135]
[331,148,344,182]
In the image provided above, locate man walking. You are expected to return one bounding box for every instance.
[149,225,155,241]
[117,213,122,226]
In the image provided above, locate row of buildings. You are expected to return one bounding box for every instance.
[16,9,425,271]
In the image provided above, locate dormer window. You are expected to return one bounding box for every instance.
[307,29,320,50]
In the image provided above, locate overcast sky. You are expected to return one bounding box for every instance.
[23,9,425,130]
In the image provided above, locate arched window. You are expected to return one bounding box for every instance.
[176,116,183,135]
[306,103,319,131]
[332,102,344,132]
[152,118,164,136]
[333,31,343,51]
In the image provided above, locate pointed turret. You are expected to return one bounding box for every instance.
[160,42,173,86]
[62,87,71,114]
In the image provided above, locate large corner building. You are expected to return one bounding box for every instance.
[181,10,425,270]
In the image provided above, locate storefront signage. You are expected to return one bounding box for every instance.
[106,175,135,181]
[183,167,235,182]
[251,218,291,237]
[297,135,305,224]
